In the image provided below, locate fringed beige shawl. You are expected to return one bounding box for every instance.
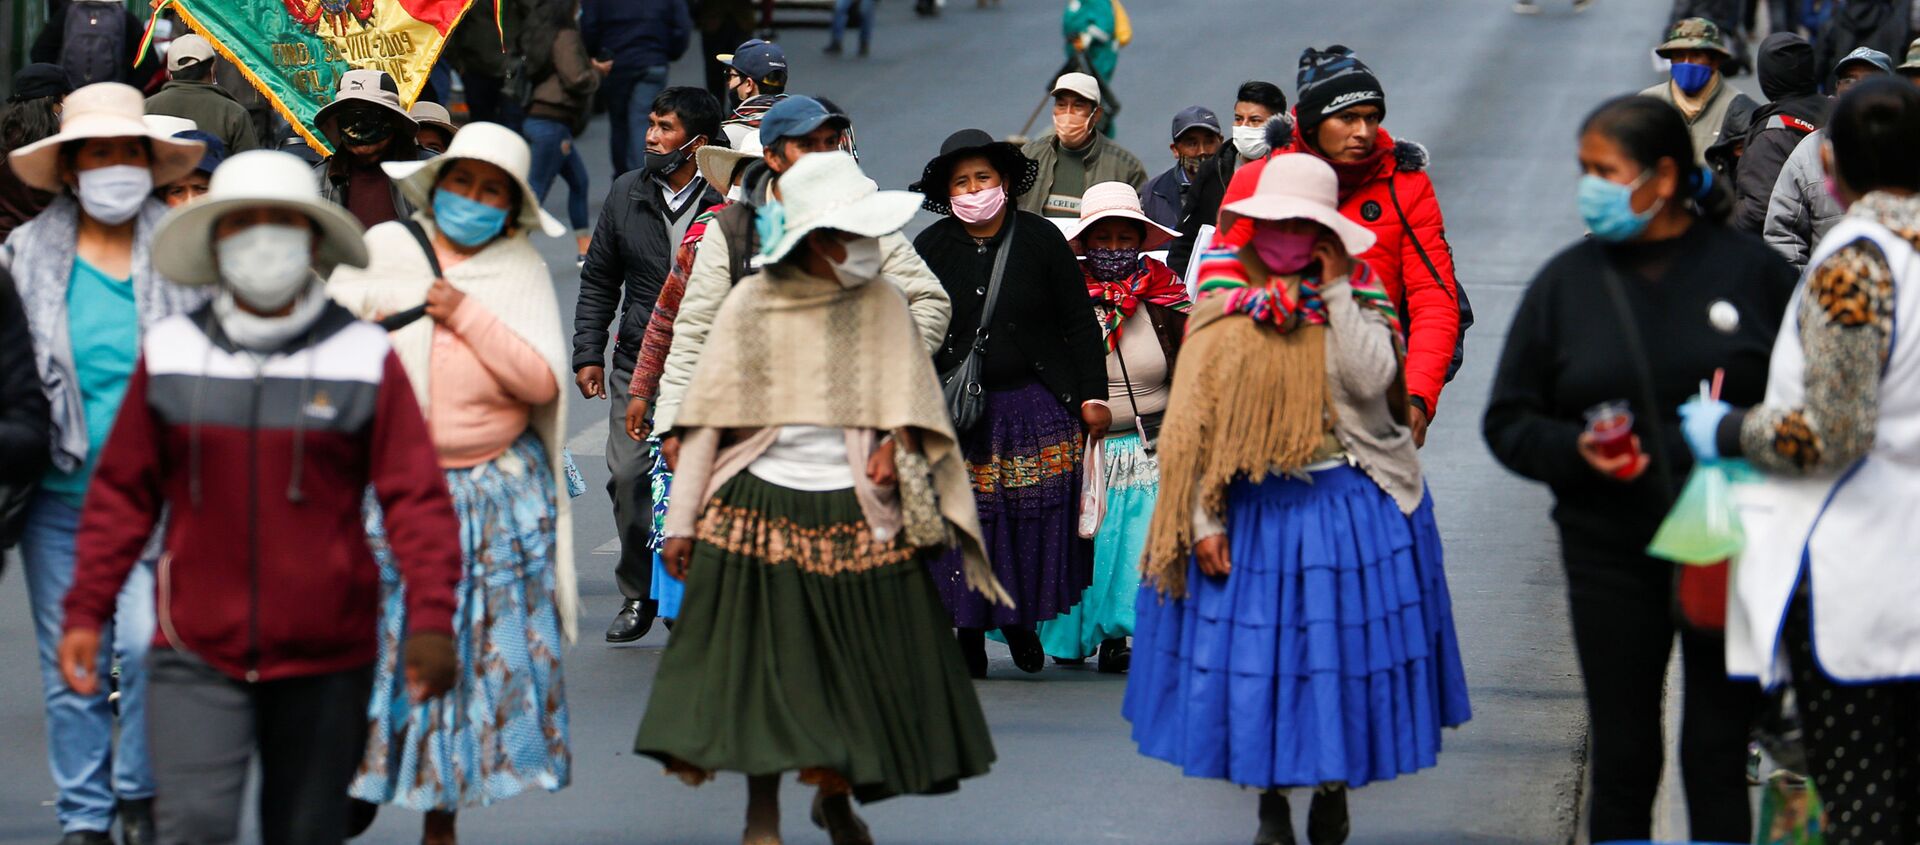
[670,264,1009,606]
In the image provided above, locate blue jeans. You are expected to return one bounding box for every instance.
[524,117,592,234]
[831,0,877,49]
[604,65,669,175]
[20,492,155,833]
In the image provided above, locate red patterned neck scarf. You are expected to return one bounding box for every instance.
[1085,257,1190,352]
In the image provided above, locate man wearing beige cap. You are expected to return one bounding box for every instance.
[1019,71,1146,219]
[142,34,259,158]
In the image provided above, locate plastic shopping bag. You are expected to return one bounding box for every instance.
[1647,459,1754,565]
[1757,771,1826,845]
[1077,437,1106,539]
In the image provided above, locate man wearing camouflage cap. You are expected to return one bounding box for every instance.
[1902,38,1920,83]
[1641,17,1756,162]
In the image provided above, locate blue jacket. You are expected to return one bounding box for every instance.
[581,0,692,77]
[1139,165,1186,232]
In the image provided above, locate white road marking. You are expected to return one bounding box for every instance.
[568,418,609,457]
[592,537,620,555]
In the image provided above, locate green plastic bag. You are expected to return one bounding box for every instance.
[1757,772,1825,845]
[1647,459,1755,565]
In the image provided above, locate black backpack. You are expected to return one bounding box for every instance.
[60,0,129,87]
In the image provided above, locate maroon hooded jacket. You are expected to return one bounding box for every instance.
[63,302,461,683]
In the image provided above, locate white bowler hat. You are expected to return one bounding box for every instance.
[8,83,206,192]
[382,121,566,238]
[1222,155,1377,256]
[758,151,920,264]
[1063,181,1180,251]
[152,150,369,286]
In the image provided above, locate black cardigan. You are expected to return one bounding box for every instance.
[1483,222,1797,556]
[917,211,1110,410]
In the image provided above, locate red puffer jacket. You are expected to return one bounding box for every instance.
[1220,125,1461,417]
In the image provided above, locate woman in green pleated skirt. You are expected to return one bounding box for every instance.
[633,151,1008,845]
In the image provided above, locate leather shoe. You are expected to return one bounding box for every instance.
[1306,787,1349,845]
[605,599,658,643]
[1001,626,1045,673]
[1096,638,1130,674]
[1254,789,1295,845]
[116,798,155,845]
[58,832,112,845]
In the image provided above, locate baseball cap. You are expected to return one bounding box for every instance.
[1836,46,1894,76]
[1171,105,1221,141]
[168,34,215,73]
[718,39,789,86]
[1051,72,1101,105]
[759,96,849,147]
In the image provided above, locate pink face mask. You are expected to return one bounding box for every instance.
[1251,226,1319,274]
[949,187,1007,225]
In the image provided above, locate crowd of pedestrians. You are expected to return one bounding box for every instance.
[2,1,1920,844]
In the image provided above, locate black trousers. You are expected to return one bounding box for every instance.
[1784,590,1920,845]
[607,366,654,603]
[145,650,373,845]
[1564,546,1762,843]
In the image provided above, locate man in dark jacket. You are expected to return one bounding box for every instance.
[573,86,723,643]
[142,35,261,159]
[1732,33,1830,233]
[0,266,49,554]
[311,70,423,229]
[1140,105,1222,232]
[1166,80,1289,272]
[583,0,692,175]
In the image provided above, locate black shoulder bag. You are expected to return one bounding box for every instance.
[376,220,443,332]
[1386,177,1475,388]
[941,212,1017,433]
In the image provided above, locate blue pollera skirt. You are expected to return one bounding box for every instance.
[1122,465,1471,790]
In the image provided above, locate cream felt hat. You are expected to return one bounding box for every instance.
[696,144,758,193]
[8,82,206,192]
[1222,154,1377,255]
[1062,181,1180,251]
[381,122,567,238]
[152,150,369,286]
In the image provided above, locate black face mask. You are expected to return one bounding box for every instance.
[340,111,395,146]
[645,136,701,178]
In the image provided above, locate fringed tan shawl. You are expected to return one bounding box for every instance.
[1142,295,1334,599]
[671,265,1009,606]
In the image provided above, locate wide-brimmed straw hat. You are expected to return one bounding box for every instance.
[910,128,1039,215]
[1063,182,1179,251]
[759,151,921,264]
[1223,155,1376,255]
[151,150,369,286]
[382,121,567,238]
[696,143,758,192]
[8,82,206,192]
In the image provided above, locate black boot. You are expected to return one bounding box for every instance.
[810,791,873,845]
[957,628,987,679]
[605,599,658,643]
[1255,789,1295,845]
[1306,787,1349,845]
[1000,626,1045,673]
[116,797,154,845]
[1096,637,1130,673]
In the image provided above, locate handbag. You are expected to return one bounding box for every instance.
[893,433,951,549]
[1595,259,1728,633]
[941,212,1017,433]
[1077,435,1107,539]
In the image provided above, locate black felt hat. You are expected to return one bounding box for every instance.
[910,128,1039,216]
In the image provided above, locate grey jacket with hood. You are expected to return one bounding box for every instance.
[1764,129,1844,270]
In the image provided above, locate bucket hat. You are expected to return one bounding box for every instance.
[1063,182,1179,251]
[1655,17,1734,61]
[1902,38,1920,74]
[151,149,369,286]
[313,69,418,146]
[1223,155,1376,256]
[696,143,758,192]
[909,128,1039,215]
[408,101,459,138]
[758,151,920,264]
[381,121,567,238]
[8,82,206,192]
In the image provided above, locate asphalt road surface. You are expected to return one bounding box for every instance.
[0,0,1685,842]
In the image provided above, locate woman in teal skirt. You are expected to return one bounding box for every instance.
[635,152,1003,845]
[1037,181,1188,671]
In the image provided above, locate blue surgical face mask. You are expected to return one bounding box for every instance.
[1670,61,1715,96]
[754,198,786,256]
[433,188,509,247]
[1577,171,1663,242]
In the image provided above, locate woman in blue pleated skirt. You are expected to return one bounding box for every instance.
[1123,154,1470,845]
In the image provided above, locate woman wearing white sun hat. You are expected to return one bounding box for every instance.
[56,147,465,845]
[635,151,1001,845]
[328,121,577,845]
[1124,154,1471,845]
[2,80,205,845]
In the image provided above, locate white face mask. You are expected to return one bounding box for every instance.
[1233,124,1271,160]
[76,165,152,225]
[217,224,313,311]
[826,236,883,288]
